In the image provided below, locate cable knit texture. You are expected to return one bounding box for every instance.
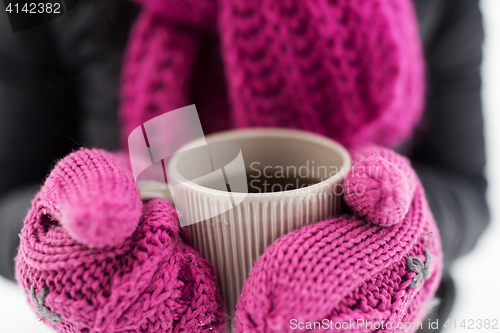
[120,0,425,148]
[235,145,443,333]
[15,149,225,333]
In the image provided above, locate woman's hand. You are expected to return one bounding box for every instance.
[235,144,443,333]
[15,148,225,333]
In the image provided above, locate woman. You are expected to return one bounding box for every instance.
[0,0,489,331]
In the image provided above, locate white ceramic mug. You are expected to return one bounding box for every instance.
[141,128,351,330]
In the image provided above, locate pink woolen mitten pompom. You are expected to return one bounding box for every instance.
[15,148,225,333]
[344,144,418,227]
[235,144,443,333]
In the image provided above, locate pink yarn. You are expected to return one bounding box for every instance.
[344,144,418,227]
[235,145,443,333]
[120,0,425,148]
[15,149,225,332]
[37,149,142,248]
[15,146,442,333]
[130,0,217,32]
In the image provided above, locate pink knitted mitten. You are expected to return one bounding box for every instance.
[235,144,443,333]
[15,149,225,333]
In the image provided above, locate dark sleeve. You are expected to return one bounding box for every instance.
[46,0,138,150]
[0,0,137,280]
[410,0,489,268]
[0,8,80,280]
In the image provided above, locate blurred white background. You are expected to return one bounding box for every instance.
[443,0,500,331]
[1,1,500,332]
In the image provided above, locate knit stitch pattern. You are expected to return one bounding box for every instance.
[235,145,443,333]
[344,144,418,227]
[121,0,425,148]
[15,149,225,333]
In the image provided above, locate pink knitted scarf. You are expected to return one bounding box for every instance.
[121,0,425,149]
